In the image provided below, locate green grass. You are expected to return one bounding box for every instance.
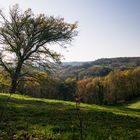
[0,93,140,140]
[127,98,140,109]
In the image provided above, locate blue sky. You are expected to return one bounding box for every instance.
[0,0,140,61]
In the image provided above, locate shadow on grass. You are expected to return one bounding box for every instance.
[0,94,140,140]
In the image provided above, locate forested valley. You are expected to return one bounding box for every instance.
[1,57,140,105]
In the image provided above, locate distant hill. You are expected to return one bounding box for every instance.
[62,61,85,66]
[89,57,140,68]
[56,57,140,80]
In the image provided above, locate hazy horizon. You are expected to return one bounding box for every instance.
[0,0,140,61]
[62,56,140,63]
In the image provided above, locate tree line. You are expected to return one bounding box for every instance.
[0,67,140,105]
[77,67,140,104]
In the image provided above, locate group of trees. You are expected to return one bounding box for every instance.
[1,67,140,105]
[0,71,76,101]
[77,67,140,104]
[18,72,76,101]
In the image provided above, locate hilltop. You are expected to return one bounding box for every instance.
[56,57,140,79]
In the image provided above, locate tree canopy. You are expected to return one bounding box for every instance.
[0,5,78,93]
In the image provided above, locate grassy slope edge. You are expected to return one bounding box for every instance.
[0,93,140,140]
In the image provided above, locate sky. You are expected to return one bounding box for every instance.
[0,0,140,61]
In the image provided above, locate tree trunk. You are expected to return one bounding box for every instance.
[9,61,23,93]
[9,77,18,93]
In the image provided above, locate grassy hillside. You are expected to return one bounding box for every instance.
[0,93,140,140]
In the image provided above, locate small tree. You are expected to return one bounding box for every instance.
[0,5,78,93]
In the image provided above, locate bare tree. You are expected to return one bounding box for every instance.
[0,4,78,93]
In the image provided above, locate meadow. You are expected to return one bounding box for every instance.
[0,93,140,140]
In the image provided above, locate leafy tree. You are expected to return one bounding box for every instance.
[103,71,126,104]
[77,78,92,102]
[17,72,60,98]
[0,5,78,93]
[0,72,10,92]
[59,78,76,101]
[128,67,140,98]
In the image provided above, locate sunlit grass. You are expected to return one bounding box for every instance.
[127,98,140,109]
[0,93,140,140]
